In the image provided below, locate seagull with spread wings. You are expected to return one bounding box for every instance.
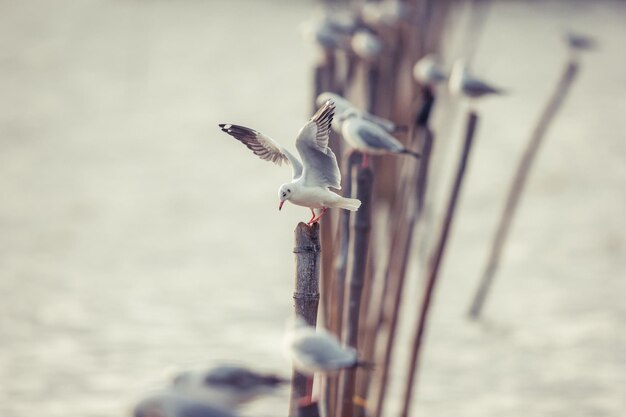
[219,100,361,225]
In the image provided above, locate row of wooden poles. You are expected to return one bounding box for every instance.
[289,1,583,417]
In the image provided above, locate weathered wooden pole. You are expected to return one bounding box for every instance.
[325,151,361,417]
[370,127,433,417]
[399,111,479,417]
[468,60,580,319]
[290,222,321,417]
[337,165,374,417]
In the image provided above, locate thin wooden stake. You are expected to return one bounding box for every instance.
[289,222,321,417]
[325,151,361,417]
[371,127,433,417]
[399,111,479,417]
[468,60,579,319]
[337,165,374,417]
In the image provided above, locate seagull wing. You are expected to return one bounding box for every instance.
[295,100,342,189]
[361,111,397,133]
[219,124,303,180]
[356,121,405,153]
[465,78,504,96]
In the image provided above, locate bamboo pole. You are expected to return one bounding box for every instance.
[370,126,433,417]
[325,151,361,417]
[399,111,479,417]
[468,60,580,319]
[337,165,374,417]
[290,222,321,417]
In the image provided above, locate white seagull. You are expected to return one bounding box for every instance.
[351,29,384,61]
[133,389,239,417]
[413,54,448,87]
[448,60,504,99]
[171,365,288,408]
[284,318,371,376]
[316,92,406,134]
[219,100,361,225]
[339,109,420,167]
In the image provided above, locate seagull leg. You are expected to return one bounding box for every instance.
[310,207,327,224]
[307,209,317,226]
[297,377,315,406]
[361,153,370,168]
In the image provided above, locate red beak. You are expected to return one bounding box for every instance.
[279,201,284,211]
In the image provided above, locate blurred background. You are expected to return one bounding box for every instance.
[0,1,624,417]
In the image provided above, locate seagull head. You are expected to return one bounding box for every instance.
[278,184,294,211]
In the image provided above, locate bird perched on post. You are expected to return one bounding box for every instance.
[413,54,448,87]
[448,60,505,99]
[284,318,372,404]
[219,100,361,225]
[338,109,420,167]
[284,318,372,375]
[316,92,407,134]
[171,365,288,408]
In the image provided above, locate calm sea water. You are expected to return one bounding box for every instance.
[0,1,624,417]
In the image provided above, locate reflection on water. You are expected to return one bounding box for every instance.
[0,1,625,417]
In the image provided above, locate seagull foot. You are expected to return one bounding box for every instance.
[307,208,327,225]
[298,395,314,407]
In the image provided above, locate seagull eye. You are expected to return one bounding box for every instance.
[287,189,291,193]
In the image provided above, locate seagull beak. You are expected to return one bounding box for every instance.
[279,201,284,211]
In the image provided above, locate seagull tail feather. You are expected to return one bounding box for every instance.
[335,197,362,211]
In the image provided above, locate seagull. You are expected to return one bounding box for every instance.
[316,92,406,134]
[133,389,239,417]
[284,318,371,376]
[448,60,504,99]
[350,29,384,61]
[219,100,361,225]
[171,365,288,408]
[338,109,420,167]
[413,54,448,87]
[565,31,596,51]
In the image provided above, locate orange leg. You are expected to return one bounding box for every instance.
[310,207,327,224]
[361,153,370,168]
[297,377,315,406]
[307,208,316,225]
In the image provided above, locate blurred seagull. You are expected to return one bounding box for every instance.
[133,389,239,417]
[361,1,414,28]
[219,100,361,225]
[300,14,353,51]
[413,54,448,87]
[316,92,406,134]
[172,365,288,408]
[284,318,371,376]
[350,29,384,61]
[339,109,421,167]
[449,60,505,99]
[565,31,596,51]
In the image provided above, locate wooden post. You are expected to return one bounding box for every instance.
[399,111,479,417]
[337,165,374,417]
[290,222,321,417]
[370,127,433,417]
[325,151,361,417]
[468,60,579,319]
